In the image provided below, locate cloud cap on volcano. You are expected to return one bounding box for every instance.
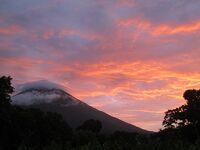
[17,80,64,92]
[12,80,66,105]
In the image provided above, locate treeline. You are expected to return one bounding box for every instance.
[1,76,200,150]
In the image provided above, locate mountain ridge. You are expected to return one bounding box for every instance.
[12,88,151,134]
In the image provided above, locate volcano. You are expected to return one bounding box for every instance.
[12,86,149,134]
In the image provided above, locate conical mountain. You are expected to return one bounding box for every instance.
[13,85,150,134]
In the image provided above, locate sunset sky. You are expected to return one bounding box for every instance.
[1,0,200,131]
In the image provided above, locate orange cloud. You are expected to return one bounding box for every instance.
[0,25,22,35]
[66,60,200,105]
[118,18,200,36]
[153,21,200,35]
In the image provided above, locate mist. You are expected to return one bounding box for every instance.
[12,80,65,105]
[16,80,64,91]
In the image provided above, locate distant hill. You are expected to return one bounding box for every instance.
[13,88,150,134]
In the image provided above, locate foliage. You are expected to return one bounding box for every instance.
[0,76,14,110]
[76,119,102,133]
[163,89,200,129]
[162,89,200,141]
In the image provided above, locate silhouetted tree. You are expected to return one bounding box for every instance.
[183,90,200,126]
[0,76,14,150]
[77,119,102,133]
[163,89,200,129]
[0,76,14,111]
[11,108,73,149]
[163,104,188,128]
[163,89,200,141]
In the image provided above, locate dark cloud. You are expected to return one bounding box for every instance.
[133,0,200,25]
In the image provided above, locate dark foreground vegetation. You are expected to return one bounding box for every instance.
[1,76,200,150]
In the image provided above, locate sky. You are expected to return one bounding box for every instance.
[0,0,200,131]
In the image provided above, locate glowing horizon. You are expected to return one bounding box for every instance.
[1,0,200,131]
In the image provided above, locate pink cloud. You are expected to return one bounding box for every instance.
[0,25,22,36]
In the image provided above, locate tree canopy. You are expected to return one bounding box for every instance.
[77,119,102,133]
[163,89,200,129]
[0,76,14,110]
